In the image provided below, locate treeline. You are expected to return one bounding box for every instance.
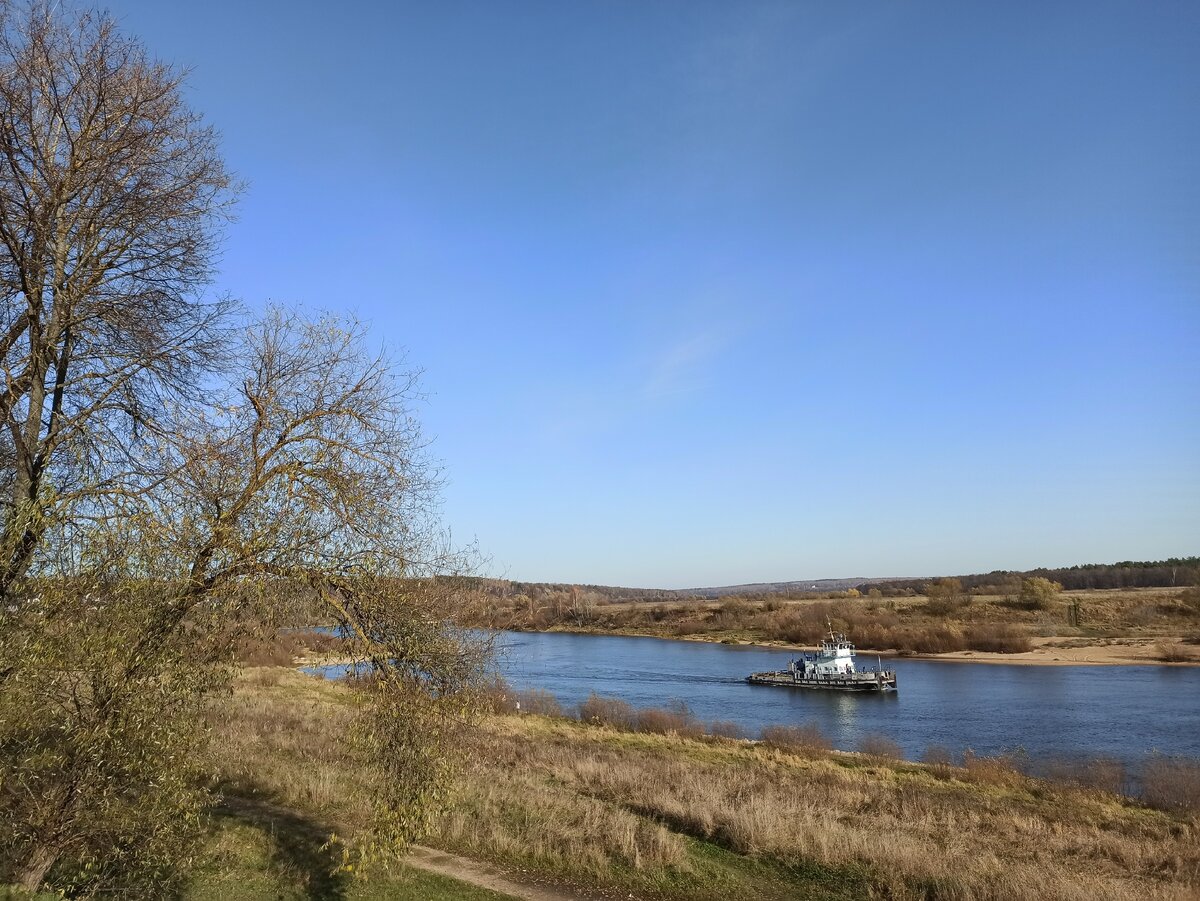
[870,558,1200,595]
[469,557,1199,608]
[466,577,703,604]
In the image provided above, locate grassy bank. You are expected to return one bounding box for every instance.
[471,587,1200,664]
[203,668,1200,901]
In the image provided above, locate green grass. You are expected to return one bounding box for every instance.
[184,818,513,901]
[660,837,871,901]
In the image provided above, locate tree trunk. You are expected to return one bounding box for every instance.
[17,843,59,893]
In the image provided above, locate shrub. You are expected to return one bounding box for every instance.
[894,626,966,655]
[717,598,751,620]
[963,624,1032,653]
[1019,577,1062,610]
[577,693,635,730]
[1142,757,1200,813]
[1037,756,1127,796]
[708,720,747,740]
[636,706,703,738]
[672,619,707,637]
[858,734,903,760]
[516,689,564,717]
[923,578,964,614]
[1137,758,1200,815]
[922,745,956,778]
[760,722,832,753]
[923,596,968,615]
[478,676,517,713]
[1155,641,1197,663]
[961,750,1023,786]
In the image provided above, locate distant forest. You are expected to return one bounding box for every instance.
[479,557,1199,604]
[867,557,1200,594]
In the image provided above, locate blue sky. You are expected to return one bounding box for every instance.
[104,1,1198,587]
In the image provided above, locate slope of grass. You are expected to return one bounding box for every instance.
[210,669,1200,901]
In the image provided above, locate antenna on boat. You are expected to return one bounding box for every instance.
[826,618,835,642]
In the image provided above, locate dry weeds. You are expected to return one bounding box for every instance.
[209,670,1200,901]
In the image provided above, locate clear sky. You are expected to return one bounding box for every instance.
[101,0,1198,587]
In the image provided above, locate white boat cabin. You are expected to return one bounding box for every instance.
[790,632,857,678]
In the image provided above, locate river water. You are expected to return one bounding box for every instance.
[493,631,1200,767]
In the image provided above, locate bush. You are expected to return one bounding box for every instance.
[478,676,517,713]
[577,693,635,730]
[1037,756,1127,796]
[1155,641,1197,663]
[760,722,832,753]
[923,578,964,615]
[963,624,1032,653]
[1142,757,1200,813]
[636,705,703,738]
[961,750,1023,786]
[922,745,956,778]
[1019,577,1062,610]
[708,720,747,740]
[923,597,966,616]
[516,689,564,717]
[894,626,966,655]
[858,734,903,760]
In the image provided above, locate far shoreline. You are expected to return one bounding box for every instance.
[501,626,1200,667]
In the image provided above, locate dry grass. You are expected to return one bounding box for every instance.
[760,722,833,753]
[477,588,1200,657]
[209,670,1200,901]
[467,715,1200,901]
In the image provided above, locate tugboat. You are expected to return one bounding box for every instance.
[747,625,897,692]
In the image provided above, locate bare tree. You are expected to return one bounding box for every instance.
[0,1,237,598]
[0,309,485,893]
[0,6,483,892]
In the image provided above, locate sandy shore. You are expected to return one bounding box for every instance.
[882,637,1198,666]
[680,634,1200,666]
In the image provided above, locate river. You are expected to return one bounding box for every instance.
[493,631,1200,767]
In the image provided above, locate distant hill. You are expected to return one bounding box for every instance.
[483,556,1198,602]
[673,578,869,599]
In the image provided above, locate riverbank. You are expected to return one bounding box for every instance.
[468,586,1200,667]
[201,668,1199,901]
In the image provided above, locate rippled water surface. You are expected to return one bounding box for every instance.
[494,631,1200,765]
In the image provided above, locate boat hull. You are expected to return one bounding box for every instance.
[746,671,897,692]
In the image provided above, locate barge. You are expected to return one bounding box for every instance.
[747,628,896,692]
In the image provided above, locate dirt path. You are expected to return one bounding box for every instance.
[407,846,610,901]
